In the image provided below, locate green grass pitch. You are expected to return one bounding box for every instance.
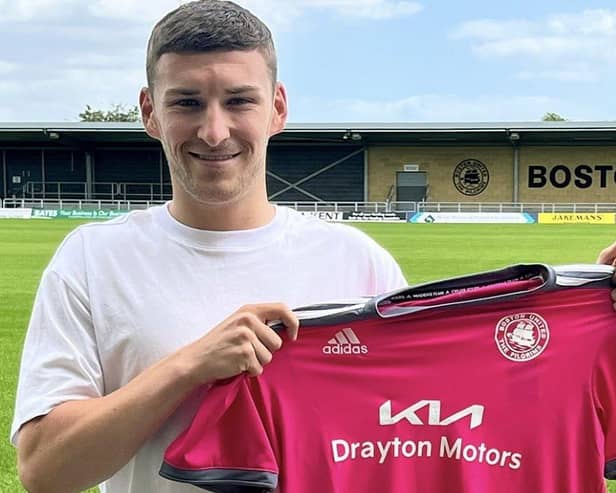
[1,219,616,492]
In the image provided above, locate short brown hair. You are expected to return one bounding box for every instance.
[146,0,277,88]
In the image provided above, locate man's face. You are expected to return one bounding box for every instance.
[141,50,287,207]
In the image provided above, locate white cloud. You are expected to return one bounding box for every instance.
[309,0,422,20]
[451,19,535,41]
[63,51,144,69]
[0,0,77,22]
[547,9,616,36]
[87,0,182,22]
[294,94,566,122]
[243,0,422,27]
[56,24,148,45]
[0,64,145,121]
[472,36,605,59]
[360,95,554,121]
[236,0,423,34]
[0,61,17,74]
[0,81,22,93]
[517,69,597,82]
[452,9,616,62]
[0,0,178,23]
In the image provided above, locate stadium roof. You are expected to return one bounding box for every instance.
[1,121,616,146]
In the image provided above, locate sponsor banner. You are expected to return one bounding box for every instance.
[298,211,344,221]
[31,209,130,219]
[0,208,32,219]
[409,213,536,224]
[538,213,615,224]
[343,211,407,222]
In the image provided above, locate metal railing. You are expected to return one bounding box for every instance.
[22,181,172,201]
[1,198,165,210]
[272,201,616,214]
[413,202,616,213]
[275,201,391,213]
[3,198,616,214]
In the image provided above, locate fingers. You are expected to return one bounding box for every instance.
[596,242,616,265]
[228,303,299,376]
[241,337,265,377]
[247,335,273,376]
[237,312,283,354]
[242,303,300,341]
[189,303,300,384]
[207,321,273,378]
[280,311,300,341]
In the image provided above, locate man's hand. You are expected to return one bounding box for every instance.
[596,241,616,267]
[176,303,299,385]
[596,242,616,310]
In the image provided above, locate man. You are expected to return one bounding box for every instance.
[11,2,406,492]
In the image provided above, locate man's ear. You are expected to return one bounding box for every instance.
[269,82,288,137]
[139,87,160,140]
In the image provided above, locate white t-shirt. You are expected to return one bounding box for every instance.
[11,203,407,493]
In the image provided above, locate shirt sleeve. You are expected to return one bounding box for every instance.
[160,376,278,492]
[367,236,407,292]
[10,234,104,446]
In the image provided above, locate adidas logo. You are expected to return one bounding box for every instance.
[322,328,368,355]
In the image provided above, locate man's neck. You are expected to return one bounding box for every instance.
[168,196,276,231]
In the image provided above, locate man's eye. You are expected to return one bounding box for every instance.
[227,98,252,106]
[176,99,200,107]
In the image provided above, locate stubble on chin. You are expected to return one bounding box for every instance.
[169,156,259,206]
[164,142,265,206]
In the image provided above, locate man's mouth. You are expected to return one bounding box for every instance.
[188,151,241,161]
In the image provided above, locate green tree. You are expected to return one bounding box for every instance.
[542,112,567,121]
[79,104,140,122]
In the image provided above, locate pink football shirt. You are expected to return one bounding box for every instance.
[161,264,616,493]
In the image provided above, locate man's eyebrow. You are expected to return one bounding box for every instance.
[225,85,260,95]
[163,88,201,97]
[163,86,261,97]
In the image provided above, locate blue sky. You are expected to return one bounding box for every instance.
[1,0,615,122]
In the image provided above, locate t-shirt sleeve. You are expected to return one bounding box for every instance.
[160,376,278,492]
[10,235,104,446]
[367,236,407,292]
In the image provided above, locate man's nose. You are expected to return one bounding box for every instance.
[197,104,231,147]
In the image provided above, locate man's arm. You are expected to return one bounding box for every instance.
[17,304,299,493]
[596,242,616,267]
[596,243,616,310]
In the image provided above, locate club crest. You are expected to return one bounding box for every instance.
[494,313,549,362]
